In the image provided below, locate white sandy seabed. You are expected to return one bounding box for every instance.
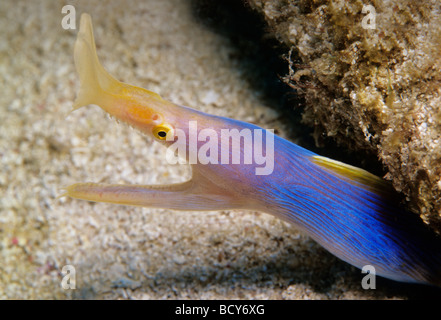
[0,0,422,299]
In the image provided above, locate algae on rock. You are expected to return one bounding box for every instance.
[248,0,441,233]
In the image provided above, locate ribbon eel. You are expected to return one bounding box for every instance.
[65,13,441,287]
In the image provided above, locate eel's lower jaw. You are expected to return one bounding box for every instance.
[61,182,146,206]
[62,183,104,202]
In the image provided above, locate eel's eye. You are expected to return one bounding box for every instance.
[152,124,173,140]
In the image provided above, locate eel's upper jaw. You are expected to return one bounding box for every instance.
[72,13,170,132]
[72,13,117,111]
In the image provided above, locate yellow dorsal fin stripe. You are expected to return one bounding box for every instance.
[311,155,392,194]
